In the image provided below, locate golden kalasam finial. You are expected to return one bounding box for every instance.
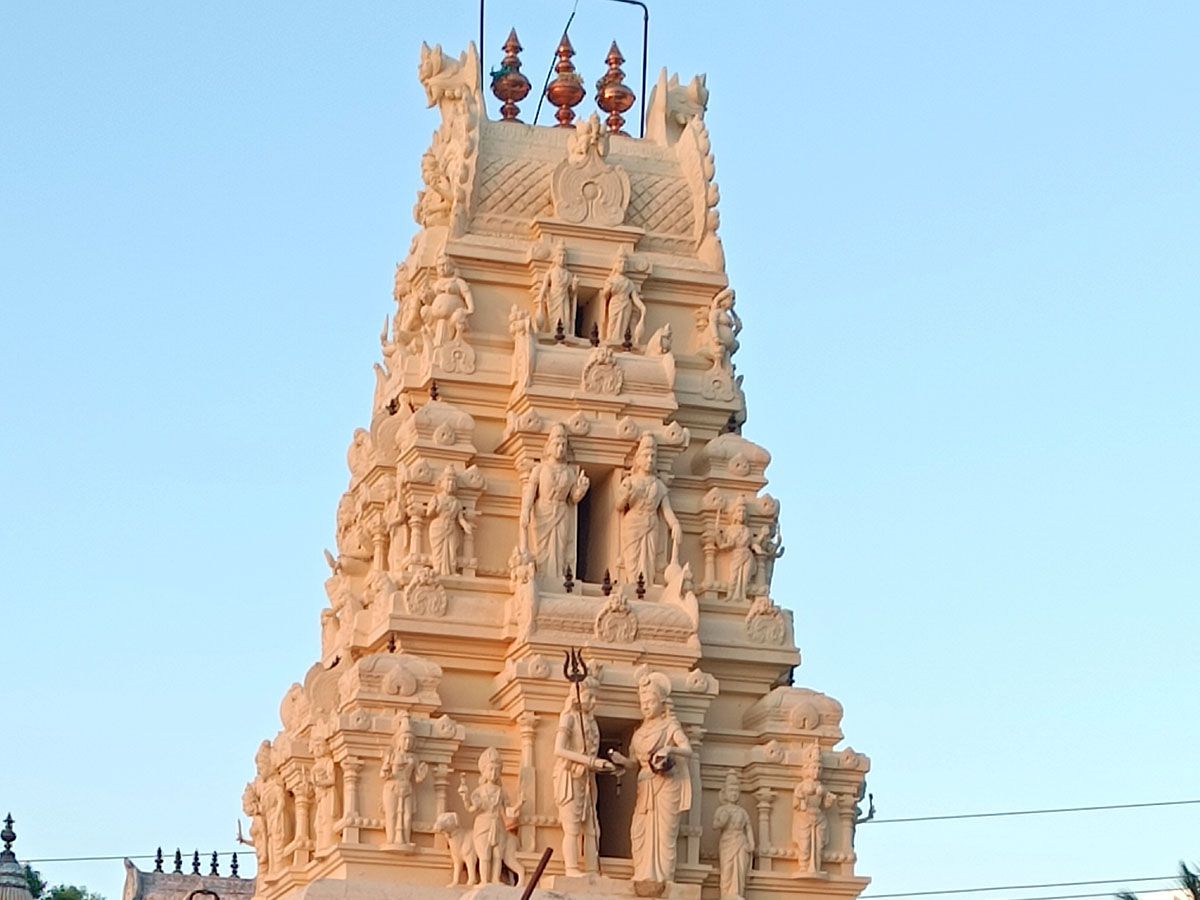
[595,41,636,136]
[491,28,531,123]
[546,32,585,128]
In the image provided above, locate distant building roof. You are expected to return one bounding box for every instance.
[121,856,254,900]
[0,815,33,900]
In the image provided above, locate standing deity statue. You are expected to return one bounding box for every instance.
[754,519,785,593]
[792,747,835,877]
[251,742,290,878]
[381,716,428,850]
[609,672,693,887]
[615,434,681,585]
[239,781,269,875]
[457,747,524,885]
[422,253,475,350]
[519,424,590,582]
[600,248,647,346]
[533,241,578,334]
[425,466,472,576]
[553,676,616,876]
[713,772,755,900]
[310,737,338,853]
[714,496,761,603]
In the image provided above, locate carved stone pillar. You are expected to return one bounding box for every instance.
[754,787,775,872]
[341,756,363,844]
[370,527,388,572]
[834,791,858,865]
[701,532,717,590]
[517,711,538,851]
[292,776,312,866]
[408,512,427,566]
[433,763,451,850]
[684,726,705,866]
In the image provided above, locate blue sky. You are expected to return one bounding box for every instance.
[2,2,1197,898]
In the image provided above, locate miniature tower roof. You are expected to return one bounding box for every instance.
[0,816,33,900]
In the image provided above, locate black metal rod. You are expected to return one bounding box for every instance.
[521,847,555,900]
[602,0,649,137]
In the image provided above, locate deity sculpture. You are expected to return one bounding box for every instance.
[519,424,590,582]
[792,746,835,876]
[700,286,741,375]
[311,735,338,852]
[334,491,371,575]
[755,519,785,592]
[609,671,693,887]
[714,496,761,603]
[425,466,472,576]
[615,434,681,585]
[422,253,475,350]
[415,148,453,226]
[457,747,524,885]
[251,742,289,878]
[381,715,428,850]
[239,782,268,875]
[553,675,616,876]
[713,771,755,900]
[600,248,646,346]
[533,241,578,334]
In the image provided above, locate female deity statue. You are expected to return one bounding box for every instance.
[425,466,472,576]
[422,253,475,349]
[615,434,681,585]
[311,736,338,852]
[713,772,755,900]
[600,248,647,346]
[458,748,523,885]
[381,716,428,849]
[792,747,835,876]
[553,676,616,876]
[519,424,590,582]
[609,672,693,887]
[714,496,760,603]
[534,241,578,333]
[704,287,742,374]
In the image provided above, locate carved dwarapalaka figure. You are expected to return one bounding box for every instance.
[239,782,268,875]
[457,747,524,885]
[714,496,761,603]
[381,716,428,849]
[616,434,681,585]
[713,772,755,900]
[311,735,338,852]
[519,424,590,581]
[600,247,647,346]
[792,746,835,877]
[425,466,472,576]
[422,253,475,350]
[254,742,290,877]
[553,676,616,876]
[533,241,578,333]
[610,672,693,887]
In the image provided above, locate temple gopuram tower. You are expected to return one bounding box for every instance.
[241,31,870,900]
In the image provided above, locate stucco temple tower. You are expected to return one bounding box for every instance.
[241,33,870,900]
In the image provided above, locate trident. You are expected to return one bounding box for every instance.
[562,647,591,761]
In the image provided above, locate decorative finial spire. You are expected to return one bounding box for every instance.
[0,816,13,855]
[230,853,239,878]
[173,849,183,874]
[563,565,575,594]
[546,33,585,128]
[0,815,32,900]
[589,322,600,347]
[491,28,532,123]
[191,850,201,875]
[430,380,440,401]
[601,568,613,596]
[636,572,646,599]
[154,847,164,873]
[554,318,566,343]
[595,41,636,136]
[210,851,219,876]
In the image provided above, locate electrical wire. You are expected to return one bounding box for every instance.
[862,875,1179,899]
[23,852,243,864]
[867,798,1200,825]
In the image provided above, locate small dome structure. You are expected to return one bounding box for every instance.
[0,815,33,900]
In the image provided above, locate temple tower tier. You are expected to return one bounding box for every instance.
[244,31,870,900]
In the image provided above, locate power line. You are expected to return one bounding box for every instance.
[863,875,1179,899]
[867,798,1200,825]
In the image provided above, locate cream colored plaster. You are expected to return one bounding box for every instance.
[243,39,871,900]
